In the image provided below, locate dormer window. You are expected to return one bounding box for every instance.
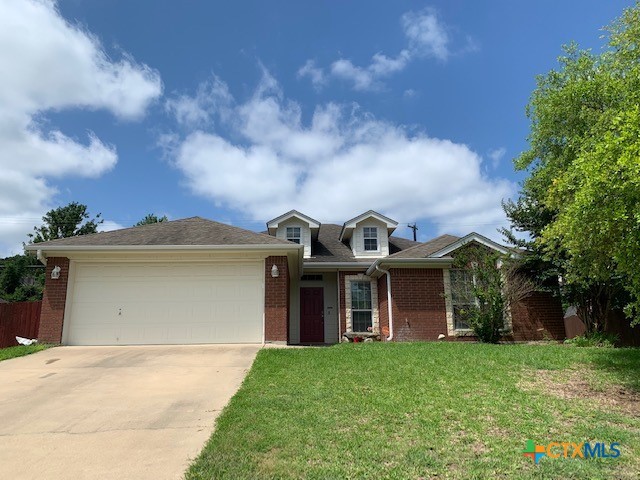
[267,210,320,259]
[363,227,378,251]
[339,210,397,258]
[286,226,301,244]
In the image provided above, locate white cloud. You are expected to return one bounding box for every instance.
[166,73,514,240]
[300,8,468,92]
[297,60,326,90]
[401,8,449,60]
[0,0,162,256]
[165,75,231,127]
[488,147,506,169]
[329,59,376,91]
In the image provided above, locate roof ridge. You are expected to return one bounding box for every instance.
[191,216,293,242]
[28,216,202,247]
[26,216,296,248]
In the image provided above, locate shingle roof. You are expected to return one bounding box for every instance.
[27,217,294,248]
[28,216,458,263]
[306,224,420,263]
[388,236,419,254]
[387,234,460,259]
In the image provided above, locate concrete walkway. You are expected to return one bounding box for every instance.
[0,345,260,480]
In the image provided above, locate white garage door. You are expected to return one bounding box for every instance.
[65,262,264,345]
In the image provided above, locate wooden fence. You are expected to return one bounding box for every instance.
[564,309,640,347]
[0,301,41,348]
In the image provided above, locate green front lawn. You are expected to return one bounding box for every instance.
[187,343,640,479]
[0,344,50,362]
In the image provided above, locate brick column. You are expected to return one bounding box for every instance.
[39,257,70,344]
[264,256,289,342]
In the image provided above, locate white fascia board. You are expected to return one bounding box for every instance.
[266,210,321,230]
[339,210,398,241]
[26,244,303,262]
[343,210,398,229]
[428,233,514,258]
[366,257,454,276]
[24,244,302,252]
[303,262,369,270]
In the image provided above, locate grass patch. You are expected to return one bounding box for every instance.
[0,344,50,362]
[187,343,640,479]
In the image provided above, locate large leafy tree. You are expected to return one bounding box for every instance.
[0,255,44,302]
[135,214,168,226]
[505,3,640,330]
[28,202,102,244]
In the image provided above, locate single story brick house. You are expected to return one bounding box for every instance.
[26,210,565,345]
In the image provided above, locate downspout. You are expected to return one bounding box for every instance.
[376,265,393,342]
[262,312,266,347]
[336,269,341,342]
[262,259,266,347]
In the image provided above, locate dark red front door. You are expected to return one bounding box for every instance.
[300,287,324,343]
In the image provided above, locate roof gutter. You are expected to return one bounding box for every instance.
[375,265,394,342]
[366,257,453,276]
[303,261,370,270]
[23,244,303,253]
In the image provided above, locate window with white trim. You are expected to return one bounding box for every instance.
[350,281,373,332]
[363,227,378,251]
[286,226,301,244]
[450,269,477,330]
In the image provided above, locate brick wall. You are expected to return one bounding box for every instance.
[264,256,289,342]
[510,292,565,341]
[342,267,566,343]
[39,257,70,344]
[377,275,389,341]
[388,268,449,341]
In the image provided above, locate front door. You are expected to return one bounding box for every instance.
[300,287,324,343]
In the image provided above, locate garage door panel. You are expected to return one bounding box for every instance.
[66,262,264,345]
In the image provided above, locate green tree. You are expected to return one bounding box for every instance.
[504,3,640,330]
[28,202,102,244]
[0,255,44,302]
[449,245,535,344]
[135,214,168,226]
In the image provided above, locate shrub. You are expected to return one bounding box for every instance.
[564,332,619,348]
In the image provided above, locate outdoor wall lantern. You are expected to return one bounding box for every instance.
[271,264,279,278]
[51,266,61,280]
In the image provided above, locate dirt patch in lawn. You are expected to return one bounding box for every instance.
[519,368,640,418]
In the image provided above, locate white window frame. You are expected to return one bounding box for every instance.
[450,269,478,332]
[444,267,511,336]
[363,226,378,252]
[350,281,373,332]
[286,226,301,244]
[344,274,379,334]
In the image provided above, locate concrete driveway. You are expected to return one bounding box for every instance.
[0,345,260,480]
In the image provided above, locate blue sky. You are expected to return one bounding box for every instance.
[0,0,634,255]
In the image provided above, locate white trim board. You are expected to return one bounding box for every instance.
[429,232,514,258]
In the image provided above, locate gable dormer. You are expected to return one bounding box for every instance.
[266,210,320,258]
[339,210,398,258]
